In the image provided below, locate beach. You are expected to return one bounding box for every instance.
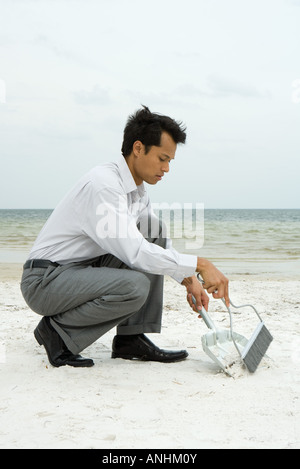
[1,263,299,449]
[1,0,300,451]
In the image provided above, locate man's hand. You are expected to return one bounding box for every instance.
[196,258,230,307]
[182,275,210,315]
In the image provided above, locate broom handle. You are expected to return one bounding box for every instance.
[224,298,263,322]
[196,273,263,322]
[220,299,243,357]
[192,296,217,331]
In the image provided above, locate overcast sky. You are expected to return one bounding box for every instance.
[0,0,299,209]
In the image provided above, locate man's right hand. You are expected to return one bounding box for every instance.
[196,257,230,307]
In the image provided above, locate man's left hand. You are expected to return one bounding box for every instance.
[184,275,210,316]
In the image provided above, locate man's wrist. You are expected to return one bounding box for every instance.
[196,257,208,273]
[181,276,193,287]
[182,258,210,285]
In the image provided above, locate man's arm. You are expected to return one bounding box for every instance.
[83,186,197,279]
[140,198,229,306]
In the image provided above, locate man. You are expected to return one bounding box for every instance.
[20,106,229,368]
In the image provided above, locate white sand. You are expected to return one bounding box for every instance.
[0,264,299,449]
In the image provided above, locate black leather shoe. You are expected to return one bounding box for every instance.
[34,317,94,368]
[111,334,188,363]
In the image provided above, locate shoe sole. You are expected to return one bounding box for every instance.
[111,352,188,363]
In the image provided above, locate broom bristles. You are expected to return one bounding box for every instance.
[241,322,273,373]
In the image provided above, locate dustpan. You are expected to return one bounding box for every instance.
[194,274,273,375]
[194,301,248,376]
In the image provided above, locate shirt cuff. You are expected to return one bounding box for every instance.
[171,253,197,284]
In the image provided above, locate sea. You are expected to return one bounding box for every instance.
[0,208,299,279]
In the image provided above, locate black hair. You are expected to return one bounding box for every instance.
[121,105,187,157]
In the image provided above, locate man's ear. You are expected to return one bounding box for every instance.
[132,140,144,158]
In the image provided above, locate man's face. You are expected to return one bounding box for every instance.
[132,131,176,185]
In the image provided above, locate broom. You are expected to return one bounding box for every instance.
[197,274,273,373]
[222,297,273,373]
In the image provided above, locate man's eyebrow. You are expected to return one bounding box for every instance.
[161,153,174,160]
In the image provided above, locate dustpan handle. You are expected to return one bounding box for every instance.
[192,296,217,331]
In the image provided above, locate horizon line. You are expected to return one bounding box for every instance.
[1,207,300,211]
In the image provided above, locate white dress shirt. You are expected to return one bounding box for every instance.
[28,157,197,283]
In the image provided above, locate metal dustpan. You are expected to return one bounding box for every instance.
[195,302,248,376]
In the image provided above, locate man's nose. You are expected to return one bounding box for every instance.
[162,161,170,173]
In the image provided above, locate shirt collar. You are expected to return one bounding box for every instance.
[116,156,146,197]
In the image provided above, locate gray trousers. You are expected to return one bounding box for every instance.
[20,226,166,355]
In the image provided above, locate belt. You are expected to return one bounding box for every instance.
[24,259,60,270]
